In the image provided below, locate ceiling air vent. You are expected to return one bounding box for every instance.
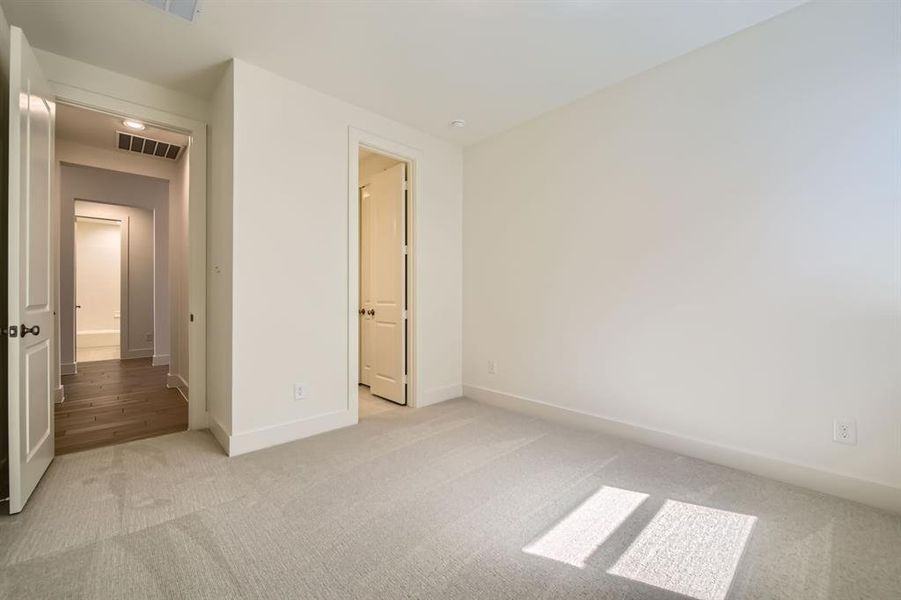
[142,0,201,23]
[117,132,182,161]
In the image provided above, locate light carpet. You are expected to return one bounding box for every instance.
[1,398,899,599]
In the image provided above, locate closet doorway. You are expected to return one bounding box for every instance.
[358,148,409,417]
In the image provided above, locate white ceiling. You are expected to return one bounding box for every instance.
[2,0,805,145]
[57,103,188,150]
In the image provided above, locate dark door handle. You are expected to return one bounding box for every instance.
[21,324,40,337]
[359,308,365,316]
[367,309,375,316]
[75,305,82,309]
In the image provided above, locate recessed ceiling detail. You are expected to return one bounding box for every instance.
[117,131,182,160]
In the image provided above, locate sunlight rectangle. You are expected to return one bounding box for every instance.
[608,500,756,600]
[523,486,649,568]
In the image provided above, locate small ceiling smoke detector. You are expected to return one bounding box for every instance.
[123,119,146,131]
[450,119,466,128]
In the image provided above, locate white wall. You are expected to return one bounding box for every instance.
[207,61,235,439]
[463,0,901,500]
[224,59,462,452]
[60,163,168,364]
[169,147,190,386]
[74,219,120,333]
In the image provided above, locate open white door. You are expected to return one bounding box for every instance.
[368,163,406,404]
[7,26,55,514]
[359,186,372,386]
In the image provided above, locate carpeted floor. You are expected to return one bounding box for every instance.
[1,397,899,599]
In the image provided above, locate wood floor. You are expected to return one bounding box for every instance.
[56,358,187,455]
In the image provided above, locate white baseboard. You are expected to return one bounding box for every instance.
[419,383,463,407]
[166,373,189,401]
[54,385,65,404]
[228,409,357,457]
[152,354,170,367]
[61,362,77,375]
[463,384,901,515]
[209,417,230,455]
[123,348,153,359]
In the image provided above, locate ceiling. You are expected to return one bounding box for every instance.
[2,0,805,145]
[57,103,188,151]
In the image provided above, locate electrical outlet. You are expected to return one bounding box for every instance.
[488,360,497,375]
[145,332,153,342]
[833,419,857,445]
[294,383,307,401]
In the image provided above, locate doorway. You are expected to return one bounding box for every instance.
[74,216,122,362]
[356,146,412,418]
[54,103,190,454]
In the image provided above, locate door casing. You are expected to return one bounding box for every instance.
[49,93,208,430]
[348,128,419,417]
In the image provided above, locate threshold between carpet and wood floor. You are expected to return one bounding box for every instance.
[1,396,898,599]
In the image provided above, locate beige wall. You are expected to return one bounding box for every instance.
[463,0,901,495]
[169,142,190,386]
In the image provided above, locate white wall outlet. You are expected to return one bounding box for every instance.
[293,383,307,401]
[833,419,857,445]
[488,360,497,375]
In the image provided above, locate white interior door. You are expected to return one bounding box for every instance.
[7,26,55,514]
[359,187,372,386]
[368,163,406,404]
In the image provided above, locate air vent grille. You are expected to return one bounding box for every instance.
[117,132,182,161]
[142,0,201,23]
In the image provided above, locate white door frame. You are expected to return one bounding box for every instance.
[347,127,419,416]
[51,86,208,430]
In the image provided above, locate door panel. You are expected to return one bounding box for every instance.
[25,340,50,459]
[368,163,405,404]
[8,26,55,514]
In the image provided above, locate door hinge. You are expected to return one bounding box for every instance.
[402,374,407,385]
[402,310,408,320]
[403,244,408,255]
[3,325,18,338]
[402,180,408,191]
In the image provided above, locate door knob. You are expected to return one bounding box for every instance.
[367,309,375,316]
[75,305,82,309]
[359,308,365,316]
[21,324,40,337]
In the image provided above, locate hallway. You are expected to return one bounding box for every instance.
[56,359,187,455]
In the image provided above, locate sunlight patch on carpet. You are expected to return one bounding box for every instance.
[608,499,756,600]
[523,486,648,568]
